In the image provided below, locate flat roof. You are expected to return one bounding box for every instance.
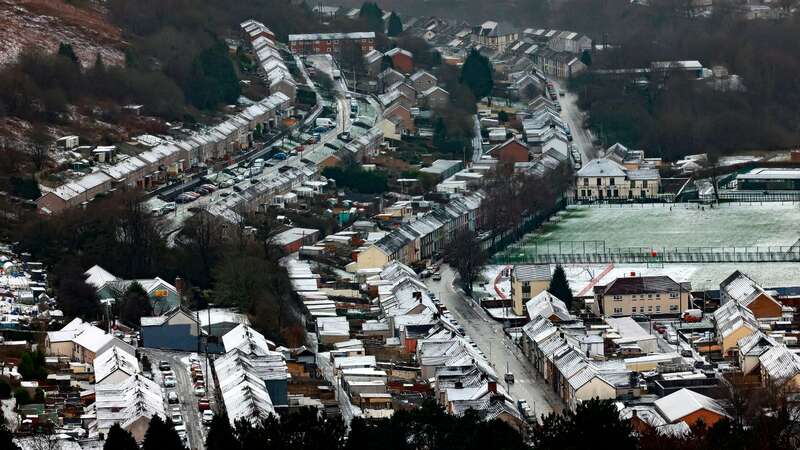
[738,168,800,180]
[288,32,375,41]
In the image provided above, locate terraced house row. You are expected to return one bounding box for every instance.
[36,93,291,214]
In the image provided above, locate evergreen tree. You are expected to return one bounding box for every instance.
[580,49,592,66]
[432,116,448,149]
[14,388,31,405]
[18,350,46,380]
[0,408,20,450]
[548,264,574,311]
[358,2,384,32]
[143,416,183,450]
[57,42,80,66]
[104,423,138,450]
[387,12,403,37]
[206,414,240,450]
[187,43,241,110]
[459,49,493,101]
[120,281,153,327]
[531,399,636,450]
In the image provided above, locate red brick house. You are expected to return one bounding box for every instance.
[488,137,530,163]
[386,48,414,74]
[288,32,376,55]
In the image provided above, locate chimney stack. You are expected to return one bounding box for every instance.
[488,381,497,394]
[175,277,185,298]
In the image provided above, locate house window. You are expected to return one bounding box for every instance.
[630,180,635,188]
[613,295,623,301]
[655,305,661,312]
[648,294,653,299]
[613,307,623,314]
[609,178,615,186]
[655,294,661,298]
[583,178,589,186]
[641,190,647,198]
[670,292,678,298]
[648,305,653,312]
[522,285,531,294]
[596,178,602,186]
[670,304,679,312]
[632,306,637,313]
[643,180,648,188]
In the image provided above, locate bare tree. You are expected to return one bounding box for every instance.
[443,228,486,295]
[28,126,51,174]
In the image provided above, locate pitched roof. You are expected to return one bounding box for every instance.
[720,270,779,309]
[95,374,164,431]
[84,265,119,289]
[759,344,800,381]
[526,291,571,321]
[94,345,140,383]
[595,276,686,296]
[576,158,626,178]
[513,265,551,282]
[654,388,730,423]
[713,300,758,339]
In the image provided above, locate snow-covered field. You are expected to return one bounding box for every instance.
[522,203,800,250]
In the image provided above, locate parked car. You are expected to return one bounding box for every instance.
[272,152,288,161]
[168,392,179,404]
[159,361,170,371]
[194,386,206,396]
[164,376,176,387]
[202,410,214,425]
[162,202,176,213]
[198,398,210,411]
[171,412,183,425]
[432,273,442,281]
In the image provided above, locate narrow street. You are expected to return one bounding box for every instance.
[144,349,214,450]
[425,266,564,418]
[551,79,596,164]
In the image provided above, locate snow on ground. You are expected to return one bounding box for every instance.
[562,262,800,295]
[478,265,512,299]
[718,155,762,166]
[524,203,800,249]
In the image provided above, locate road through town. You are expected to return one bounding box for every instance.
[425,266,564,419]
[552,79,596,164]
[145,349,214,450]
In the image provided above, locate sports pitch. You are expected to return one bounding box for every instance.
[520,203,800,250]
